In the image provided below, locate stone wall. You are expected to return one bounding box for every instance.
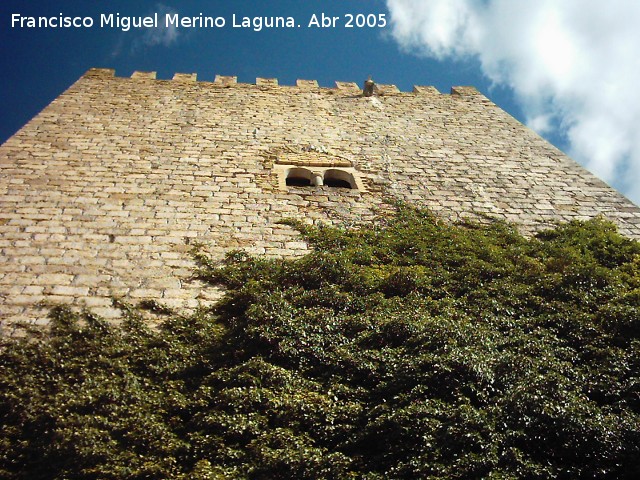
[1,68,639,331]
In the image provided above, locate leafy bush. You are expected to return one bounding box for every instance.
[1,206,639,478]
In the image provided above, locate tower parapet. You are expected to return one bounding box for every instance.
[83,67,483,97]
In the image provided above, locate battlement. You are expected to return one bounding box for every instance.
[83,67,481,97]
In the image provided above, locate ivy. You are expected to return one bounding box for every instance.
[1,205,639,478]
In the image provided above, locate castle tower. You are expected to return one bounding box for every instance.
[1,68,639,330]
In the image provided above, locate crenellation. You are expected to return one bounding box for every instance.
[295,79,319,89]
[375,84,400,95]
[85,68,115,78]
[256,77,278,86]
[214,75,237,85]
[131,71,157,79]
[173,72,197,82]
[335,81,360,92]
[413,85,440,94]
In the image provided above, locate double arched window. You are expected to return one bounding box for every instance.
[285,168,355,189]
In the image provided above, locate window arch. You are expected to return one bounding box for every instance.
[285,167,313,187]
[323,169,355,189]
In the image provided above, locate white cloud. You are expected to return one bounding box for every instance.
[110,4,182,57]
[140,4,180,48]
[386,0,640,205]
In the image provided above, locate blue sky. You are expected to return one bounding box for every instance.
[1,0,638,205]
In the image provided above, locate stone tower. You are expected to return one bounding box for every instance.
[1,68,639,331]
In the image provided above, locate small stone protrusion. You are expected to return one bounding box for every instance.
[296,79,319,89]
[257,78,278,87]
[335,81,359,92]
[363,76,375,97]
[376,84,400,95]
[215,75,237,85]
[84,68,115,78]
[131,71,157,79]
[413,86,440,95]
[173,73,197,82]
[451,86,480,96]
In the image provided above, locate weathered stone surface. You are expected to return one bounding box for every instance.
[1,68,639,330]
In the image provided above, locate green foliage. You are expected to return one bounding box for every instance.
[2,206,640,478]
